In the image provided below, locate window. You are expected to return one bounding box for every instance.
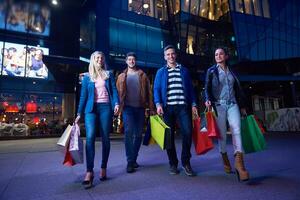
[129,0,153,17]
[235,0,244,13]
[252,0,262,16]
[261,0,270,18]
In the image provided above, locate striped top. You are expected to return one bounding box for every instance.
[167,65,185,105]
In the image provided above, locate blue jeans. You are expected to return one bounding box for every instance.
[122,106,145,164]
[163,105,192,166]
[215,103,243,154]
[85,103,112,172]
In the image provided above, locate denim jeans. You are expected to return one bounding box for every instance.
[85,103,112,172]
[122,106,145,164]
[215,103,243,154]
[163,105,192,166]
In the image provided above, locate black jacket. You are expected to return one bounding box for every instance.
[204,64,247,109]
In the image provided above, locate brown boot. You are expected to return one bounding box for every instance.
[234,152,249,181]
[221,152,232,173]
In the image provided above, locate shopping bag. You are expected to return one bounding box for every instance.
[192,117,214,155]
[241,115,266,154]
[63,144,75,166]
[206,110,221,139]
[143,119,151,145]
[254,115,266,134]
[199,112,208,133]
[143,119,156,146]
[69,123,84,164]
[150,115,171,150]
[57,124,73,147]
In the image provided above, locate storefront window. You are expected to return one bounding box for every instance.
[0,93,69,137]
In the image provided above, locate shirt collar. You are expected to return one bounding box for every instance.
[167,63,181,69]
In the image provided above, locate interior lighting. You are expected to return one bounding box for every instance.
[143,3,149,9]
[52,0,58,5]
[129,0,132,4]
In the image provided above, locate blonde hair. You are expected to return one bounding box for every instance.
[88,51,109,82]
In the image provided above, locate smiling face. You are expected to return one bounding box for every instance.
[94,53,105,68]
[164,48,177,67]
[214,48,228,65]
[126,55,136,69]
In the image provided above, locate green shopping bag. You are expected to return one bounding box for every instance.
[241,115,266,154]
[150,115,171,150]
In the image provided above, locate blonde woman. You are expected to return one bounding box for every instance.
[75,51,119,189]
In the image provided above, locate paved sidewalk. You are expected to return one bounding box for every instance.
[0,133,300,200]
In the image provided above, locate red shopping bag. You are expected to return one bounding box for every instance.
[192,117,214,155]
[254,115,266,134]
[63,143,75,167]
[206,111,221,139]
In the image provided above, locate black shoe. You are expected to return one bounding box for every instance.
[82,175,94,189]
[169,165,179,175]
[182,164,196,177]
[99,176,107,181]
[133,162,140,169]
[127,164,135,173]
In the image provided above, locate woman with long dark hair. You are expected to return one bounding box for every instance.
[204,47,249,181]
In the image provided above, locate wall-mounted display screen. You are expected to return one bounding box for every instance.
[0,0,50,36]
[0,41,49,79]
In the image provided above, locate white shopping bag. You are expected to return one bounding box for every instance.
[57,124,73,147]
[69,123,84,164]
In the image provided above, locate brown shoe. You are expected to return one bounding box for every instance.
[234,152,250,181]
[221,152,232,174]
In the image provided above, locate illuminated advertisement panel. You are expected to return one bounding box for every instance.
[0,0,50,36]
[0,41,49,79]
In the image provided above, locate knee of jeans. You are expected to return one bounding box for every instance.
[85,134,95,142]
[231,127,241,135]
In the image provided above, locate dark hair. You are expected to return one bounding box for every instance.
[126,52,137,59]
[164,45,176,52]
[215,46,229,55]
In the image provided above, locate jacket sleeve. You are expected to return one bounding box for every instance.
[146,75,155,111]
[153,69,162,107]
[77,76,88,116]
[185,69,197,107]
[109,72,120,106]
[204,68,212,102]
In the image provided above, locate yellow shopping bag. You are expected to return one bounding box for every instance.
[150,115,171,150]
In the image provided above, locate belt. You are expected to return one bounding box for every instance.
[215,100,236,105]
